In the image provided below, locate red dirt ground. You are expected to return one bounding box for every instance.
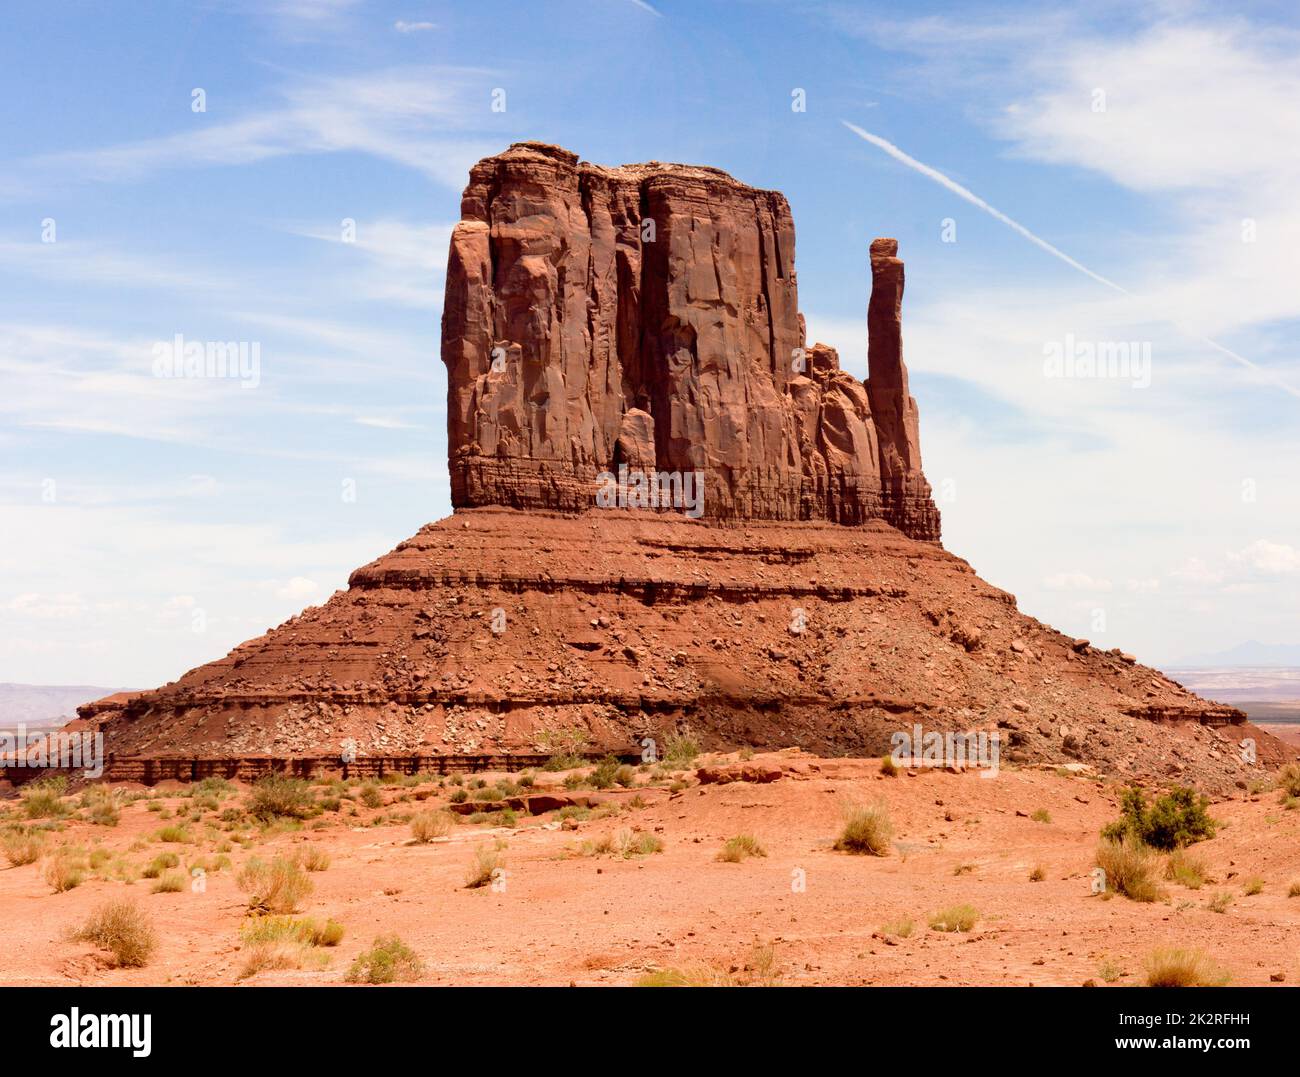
[3,750,1298,987]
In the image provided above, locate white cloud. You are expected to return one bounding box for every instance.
[394,20,437,33]
[14,68,500,194]
[1228,539,1300,575]
[286,217,452,308]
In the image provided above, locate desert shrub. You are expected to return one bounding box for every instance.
[879,755,898,777]
[588,756,621,790]
[1144,947,1229,987]
[21,777,69,820]
[834,804,893,856]
[1243,876,1264,896]
[150,870,186,894]
[80,787,120,826]
[44,852,85,893]
[1165,848,1208,889]
[155,825,191,843]
[190,777,235,799]
[1102,786,1215,850]
[449,789,468,804]
[300,847,331,872]
[242,915,343,948]
[717,834,767,863]
[76,901,156,967]
[1,831,45,867]
[578,829,662,859]
[237,856,313,914]
[248,775,317,821]
[928,904,978,932]
[1288,881,1300,898]
[1207,890,1234,913]
[663,733,699,767]
[464,847,503,889]
[1029,865,1046,882]
[358,784,383,809]
[410,811,455,843]
[1095,835,1161,902]
[1030,808,1052,824]
[142,852,180,879]
[635,943,780,987]
[614,765,636,788]
[345,935,423,984]
[1277,762,1300,798]
[882,917,915,938]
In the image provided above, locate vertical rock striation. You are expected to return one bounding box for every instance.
[441,140,940,539]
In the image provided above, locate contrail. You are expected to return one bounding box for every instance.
[842,119,1300,400]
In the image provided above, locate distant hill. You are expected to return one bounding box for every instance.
[0,683,126,727]
[1173,640,1300,667]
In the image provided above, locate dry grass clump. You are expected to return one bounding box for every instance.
[237,856,313,914]
[410,810,456,843]
[1095,835,1161,902]
[879,755,899,777]
[1276,762,1300,799]
[717,834,767,863]
[237,915,343,979]
[43,849,87,893]
[21,777,69,820]
[345,935,424,984]
[881,917,915,939]
[1,830,46,867]
[1144,947,1229,987]
[635,943,781,987]
[80,787,121,827]
[928,904,979,933]
[464,847,504,889]
[150,870,186,894]
[299,847,331,872]
[578,828,663,859]
[833,804,893,856]
[1165,848,1208,890]
[247,775,318,821]
[76,900,156,967]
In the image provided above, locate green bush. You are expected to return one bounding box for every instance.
[1102,786,1215,851]
[345,935,423,984]
[248,775,318,821]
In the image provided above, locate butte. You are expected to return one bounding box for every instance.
[72,142,1286,791]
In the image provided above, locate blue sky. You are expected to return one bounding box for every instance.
[3,0,1298,687]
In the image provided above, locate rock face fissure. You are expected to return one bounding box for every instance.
[442,141,941,540]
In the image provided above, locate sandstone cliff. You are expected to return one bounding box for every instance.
[442,142,940,539]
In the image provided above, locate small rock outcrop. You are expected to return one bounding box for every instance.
[442,141,940,539]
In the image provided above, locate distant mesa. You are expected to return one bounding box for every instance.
[42,143,1290,791]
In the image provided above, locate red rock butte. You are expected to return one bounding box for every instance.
[443,141,940,538]
[50,143,1289,790]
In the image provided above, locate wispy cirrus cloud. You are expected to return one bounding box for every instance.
[10,67,502,195]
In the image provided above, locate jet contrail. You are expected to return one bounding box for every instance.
[842,119,1300,400]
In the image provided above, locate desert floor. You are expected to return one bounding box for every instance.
[2,750,1298,987]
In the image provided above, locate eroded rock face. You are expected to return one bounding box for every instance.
[441,141,941,539]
